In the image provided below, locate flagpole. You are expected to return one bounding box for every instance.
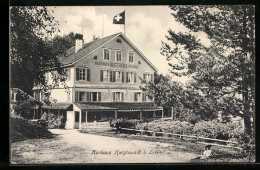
[102,15,104,38]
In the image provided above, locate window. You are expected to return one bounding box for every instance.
[100,70,110,82]
[79,92,86,101]
[75,91,101,102]
[115,71,122,83]
[104,49,110,60]
[129,52,134,63]
[142,92,147,102]
[126,72,136,83]
[76,68,90,81]
[82,111,86,122]
[115,50,122,62]
[92,92,98,102]
[109,71,124,83]
[61,68,70,81]
[134,92,142,102]
[113,92,124,102]
[143,73,154,82]
[34,91,40,101]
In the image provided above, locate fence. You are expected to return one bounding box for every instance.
[119,128,242,150]
[81,122,112,132]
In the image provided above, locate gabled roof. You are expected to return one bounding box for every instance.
[10,88,41,105]
[59,32,158,71]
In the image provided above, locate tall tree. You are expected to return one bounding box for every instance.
[161,5,255,137]
[10,6,62,97]
[140,73,218,123]
[51,32,77,57]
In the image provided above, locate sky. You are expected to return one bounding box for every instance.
[48,6,210,82]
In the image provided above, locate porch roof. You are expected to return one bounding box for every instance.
[74,102,162,111]
[41,103,72,110]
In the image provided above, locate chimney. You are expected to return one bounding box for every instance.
[75,33,83,53]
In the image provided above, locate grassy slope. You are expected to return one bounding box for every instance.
[10,116,53,143]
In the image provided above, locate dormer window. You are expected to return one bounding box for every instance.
[103,49,110,60]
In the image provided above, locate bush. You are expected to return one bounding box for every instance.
[192,119,244,140]
[136,119,244,142]
[110,119,142,129]
[37,112,65,129]
[136,120,194,134]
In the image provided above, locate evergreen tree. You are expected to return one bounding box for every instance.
[161,5,255,137]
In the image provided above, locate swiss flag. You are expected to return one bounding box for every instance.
[113,11,125,24]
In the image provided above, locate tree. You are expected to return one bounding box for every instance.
[10,6,62,97]
[51,32,77,57]
[140,73,218,123]
[161,5,255,137]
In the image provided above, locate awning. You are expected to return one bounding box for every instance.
[74,102,162,111]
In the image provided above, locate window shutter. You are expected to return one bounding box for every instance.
[122,72,124,83]
[110,71,113,82]
[75,92,78,102]
[113,71,116,82]
[151,74,153,82]
[121,93,124,101]
[134,73,137,83]
[87,69,90,81]
[134,93,137,101]
[142,93,145,101]
[100,70,103,82]
[76,68,79,80]
[113,92,115,101]
[67,69,70,81]
[86,92,90,101]
[98,92,101,101]
[126,72,129,83]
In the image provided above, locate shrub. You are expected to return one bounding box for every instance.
[136,120,194,134]
[192,119,244,140]
[110,119,142,129]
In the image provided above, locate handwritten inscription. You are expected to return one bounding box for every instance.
[95,61,138,69]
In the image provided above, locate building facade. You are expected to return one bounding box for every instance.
[32,32,163,129]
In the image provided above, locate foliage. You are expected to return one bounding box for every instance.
[38,113,65,129]
[162,5,255,137]
[10,6,60,95]
[135,119,244,142]
[110,119,142,129]
[136,120,194,135]
[10,7,77,106]
[13,90,39,119]
[51,32,77,57]
[140,73,218,122]
[193,119,244,140]
[10,116,53,143]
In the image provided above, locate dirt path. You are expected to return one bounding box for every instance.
[11,129,199,164]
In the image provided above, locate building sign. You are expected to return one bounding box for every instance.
[95,61,138,69]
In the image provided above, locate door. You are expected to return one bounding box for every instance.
[75,111,79,129]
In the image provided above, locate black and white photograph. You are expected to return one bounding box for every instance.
[9,5,255,164]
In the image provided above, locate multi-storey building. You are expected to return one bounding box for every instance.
[32,32,163,129]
